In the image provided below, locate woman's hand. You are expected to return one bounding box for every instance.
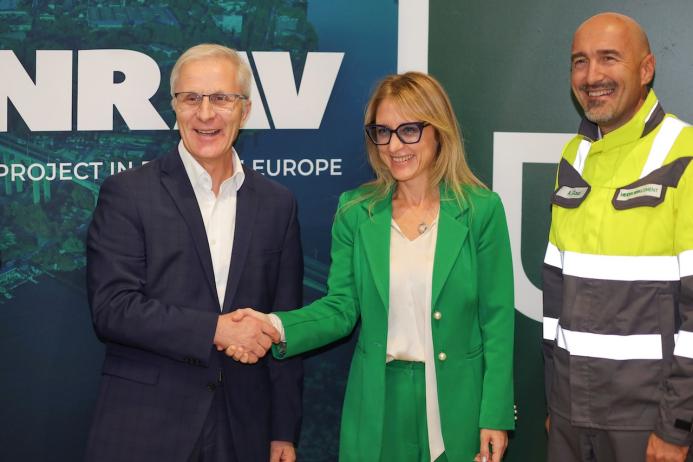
[473,429,508,462]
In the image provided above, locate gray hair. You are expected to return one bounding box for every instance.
[169,43,252,98]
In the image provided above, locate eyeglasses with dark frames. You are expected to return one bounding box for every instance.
[174,92,248,111]
[364,122,430,145]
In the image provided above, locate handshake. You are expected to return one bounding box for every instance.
[213,308,281,364]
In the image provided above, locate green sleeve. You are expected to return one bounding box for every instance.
[273,193,361,358]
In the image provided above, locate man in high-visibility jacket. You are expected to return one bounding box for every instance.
[543,12,693,462]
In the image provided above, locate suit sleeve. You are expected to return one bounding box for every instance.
[477,193,516,429]
[656,161,693,446]
[266,194,304,442]
[87,175,218,365]
[273,192,360,358]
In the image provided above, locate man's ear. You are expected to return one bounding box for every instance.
[240,100,252,126]
[640,53,655,87]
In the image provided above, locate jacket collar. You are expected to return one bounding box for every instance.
[358,183,470,311]
[358,188,393,310]
[160,151,218,304]
[577,89,665,149]
[432,185,469,307]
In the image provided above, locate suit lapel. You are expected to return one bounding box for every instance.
[359,193,392,312]
[431,188,469,308]
[159,151,217,303]
[222,167,257,312]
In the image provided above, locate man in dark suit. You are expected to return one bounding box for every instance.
[85,44,303,462]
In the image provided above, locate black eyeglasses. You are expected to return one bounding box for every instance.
[174,92,248,111]
[364,122,430,145]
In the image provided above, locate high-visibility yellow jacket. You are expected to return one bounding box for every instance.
[543,90,693,446]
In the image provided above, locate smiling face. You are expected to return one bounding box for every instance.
[374,97,438,188]
[570,13,654,134]
[173,56,250,166]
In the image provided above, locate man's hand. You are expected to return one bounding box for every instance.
[646,433,690,462]
[474,429,508,462]
[230,307,272,324]
[270,440,295,462]
[222,308,280,363]
[213,310,279,364]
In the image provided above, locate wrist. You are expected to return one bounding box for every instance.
[268,313,286,342]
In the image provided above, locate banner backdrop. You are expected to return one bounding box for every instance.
[2,1,693,461]
[0,1,397,460]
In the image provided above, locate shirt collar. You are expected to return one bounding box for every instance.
[577,89,664,147]
[178,140,245,194]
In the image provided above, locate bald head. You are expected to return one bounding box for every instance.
[570,12,655,134]
[574,12,651,60]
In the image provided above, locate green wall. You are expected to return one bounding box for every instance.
[429,1,693,460]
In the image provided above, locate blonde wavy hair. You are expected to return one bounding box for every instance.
[356,72,485,211]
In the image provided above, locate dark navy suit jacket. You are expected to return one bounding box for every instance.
[84,150,303,462]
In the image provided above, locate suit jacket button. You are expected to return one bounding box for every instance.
[438,352,447,361]
[433,311,442,320]
[207,382,217,391]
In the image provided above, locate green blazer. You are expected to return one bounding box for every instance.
[275,184,515,461]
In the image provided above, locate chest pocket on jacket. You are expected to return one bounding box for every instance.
[551,158,591,209]
[612,157,692,210]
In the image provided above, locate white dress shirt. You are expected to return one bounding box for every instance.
[388,216,445,461]
[178,141,245,309]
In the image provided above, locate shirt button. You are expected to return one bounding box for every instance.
[211,239,216,246]
[206,382,217,392]
[433,311,442,320]
[438,352,447,361]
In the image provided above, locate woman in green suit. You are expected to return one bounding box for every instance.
[231,72,515,462]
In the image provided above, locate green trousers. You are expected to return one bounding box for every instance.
[380,360,448,462]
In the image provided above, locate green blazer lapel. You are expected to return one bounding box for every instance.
[358,195,392,312]
[432,190,469,307]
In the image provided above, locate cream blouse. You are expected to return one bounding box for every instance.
[387,215,444,461]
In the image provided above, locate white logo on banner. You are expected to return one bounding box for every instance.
[493,132,573,322]
[0,50,344,132]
